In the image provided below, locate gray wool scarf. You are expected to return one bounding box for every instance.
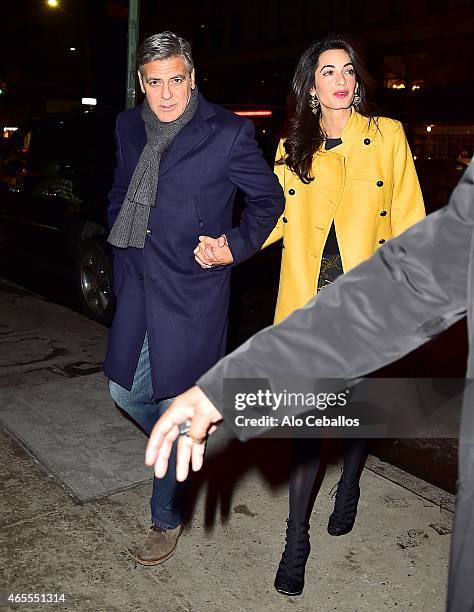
[108,88,199,249]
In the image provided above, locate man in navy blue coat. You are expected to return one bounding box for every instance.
[103,31,284,565]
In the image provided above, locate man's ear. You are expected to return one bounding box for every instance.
[137,70,146,94]
[190,69,196,89]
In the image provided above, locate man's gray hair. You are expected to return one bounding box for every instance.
[138,31,194,75]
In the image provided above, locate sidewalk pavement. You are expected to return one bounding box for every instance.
[0,279,455,611]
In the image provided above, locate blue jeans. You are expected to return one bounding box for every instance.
[108,334,188,529]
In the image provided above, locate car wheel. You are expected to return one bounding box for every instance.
[76,238,115,326]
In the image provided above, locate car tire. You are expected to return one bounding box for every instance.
[76,237,115,326]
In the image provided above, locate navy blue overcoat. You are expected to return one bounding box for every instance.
[103,95,285,399]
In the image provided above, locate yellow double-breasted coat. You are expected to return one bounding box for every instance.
[264,110,425,323]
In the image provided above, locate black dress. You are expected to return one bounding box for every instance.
[317,138,344,292]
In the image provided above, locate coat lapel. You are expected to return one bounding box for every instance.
[159,95,214,177]
[131,127,146,162]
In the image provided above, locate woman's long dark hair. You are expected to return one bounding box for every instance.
[281,34,378,184]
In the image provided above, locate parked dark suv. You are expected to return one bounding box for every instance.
[0,110,117,324]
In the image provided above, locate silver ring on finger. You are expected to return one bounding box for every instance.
[178,419,192,436]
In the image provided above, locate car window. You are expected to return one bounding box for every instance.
[28,122,73,174]
[50,115,116,173]
[1,114,116,181]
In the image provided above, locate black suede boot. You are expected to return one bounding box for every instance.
[274,519,311,596]
[327,477,361,536]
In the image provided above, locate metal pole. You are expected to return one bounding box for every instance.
[126,0,140,110]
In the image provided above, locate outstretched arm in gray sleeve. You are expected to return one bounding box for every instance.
[197,164,474,431]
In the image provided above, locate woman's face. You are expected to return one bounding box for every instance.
[311,48,357,112]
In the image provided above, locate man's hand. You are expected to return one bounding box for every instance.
[194,234,233,268]
[145,386,223,482]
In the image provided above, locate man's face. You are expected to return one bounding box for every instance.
[138,56,195,122]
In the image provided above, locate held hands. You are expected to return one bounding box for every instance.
[193,234,234,268]
[145,386,223,482]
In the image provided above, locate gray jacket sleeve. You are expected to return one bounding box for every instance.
[197,164,474,437]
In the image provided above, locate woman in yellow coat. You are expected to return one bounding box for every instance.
[268,36,425,596]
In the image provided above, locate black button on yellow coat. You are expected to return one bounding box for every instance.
[377,180,384,187]
[364,138,371,145]
[379,239,386,244]
[288,188,295,195]
[380,210,387,216]
[283,217,288,223]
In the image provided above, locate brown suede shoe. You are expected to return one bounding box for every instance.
[134,524,184,566]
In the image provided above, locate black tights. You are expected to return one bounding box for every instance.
[288,438,367,524]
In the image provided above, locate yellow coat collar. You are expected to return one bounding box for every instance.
[322,110,373,148]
